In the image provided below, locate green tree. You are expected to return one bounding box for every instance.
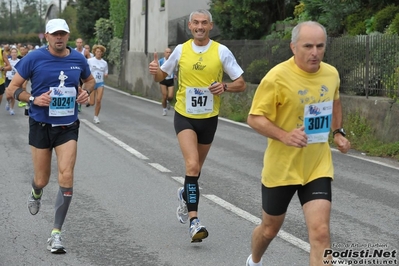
[19,0,40,34]
[60,5,79,41]
[300,0,360,36]
[76,0,110,43]
[209,0,296,40]
[109,0,127,39]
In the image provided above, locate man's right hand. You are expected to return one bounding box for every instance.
[149,52,159,76]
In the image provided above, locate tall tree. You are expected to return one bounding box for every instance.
[300,0,361,36]
[76,0,110,43]
[209,0,297,40]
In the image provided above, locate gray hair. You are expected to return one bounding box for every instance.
[291,21,327,44]
[189,9,213,23]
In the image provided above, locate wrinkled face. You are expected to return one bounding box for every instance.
[46,31,69,53]
[290,25,326,73]
[188,13,213,43]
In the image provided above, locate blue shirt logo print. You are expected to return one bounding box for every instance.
[53,88,64,97]
[308,105,321,116]
[194,88,205,95]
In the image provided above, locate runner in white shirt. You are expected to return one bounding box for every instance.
[87,44,108,124]
[5,47,19,115]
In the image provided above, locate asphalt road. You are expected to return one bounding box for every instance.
[0,86,398,266]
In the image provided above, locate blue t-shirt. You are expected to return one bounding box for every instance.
[16,46,91,124]
[159,57,174,80]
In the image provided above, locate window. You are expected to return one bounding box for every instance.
[160,0,165,10]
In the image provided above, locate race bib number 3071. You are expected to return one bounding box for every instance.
[304,101,333,144]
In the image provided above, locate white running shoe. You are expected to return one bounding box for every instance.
[5,101,10,111]
[93,116,100,124]
[162,109,167,116]
[176,187,188,224]
[27,192,42,215]
[9,109,15,115]
[47,233,66,254]
[189,218,208,243]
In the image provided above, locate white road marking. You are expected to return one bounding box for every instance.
[81,119,149,160]
[148,163,171,172]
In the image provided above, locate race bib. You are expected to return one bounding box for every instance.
[94,70,104,83]
[185,87,214,114]
[49,86,76,117]
[304,101,333,144]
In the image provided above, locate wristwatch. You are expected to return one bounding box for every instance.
[29,95,35,104]
[223,83,228,91]
[333,128,346,137]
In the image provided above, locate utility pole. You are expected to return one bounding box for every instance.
[39,0,42,32]
[59,0,61,17]
[9,0,12,35]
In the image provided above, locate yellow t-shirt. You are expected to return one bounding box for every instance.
[0,49,5,84]
[175,40,223,119]
[249,57,340,187]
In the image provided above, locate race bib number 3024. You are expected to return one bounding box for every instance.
[49,86,76,117]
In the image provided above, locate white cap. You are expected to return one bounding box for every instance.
[45,19,70,34]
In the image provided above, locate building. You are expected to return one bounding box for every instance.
[120,0,211,99]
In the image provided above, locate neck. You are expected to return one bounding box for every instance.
[48,46,70,57]
[193,38,210,46]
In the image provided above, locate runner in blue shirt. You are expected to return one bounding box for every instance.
[7,18,95,254]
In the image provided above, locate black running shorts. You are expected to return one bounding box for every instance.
[174,111,218,145]
[29,118,80,149]
[262,177,332,216]
[160,78,174,87]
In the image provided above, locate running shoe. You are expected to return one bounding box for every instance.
[162,109,167,116]
[86,103,90,107]
[166,100,171,110]
[176,187,188,224]
[189,218,208,243]
[47,233,66,254]
[27,192,41,215]
[78,104,82,112]
[5,101,10,111]
[9,109,15,115]
[246,254,262,266]
[93,116,100,124]
[18,101,26,108]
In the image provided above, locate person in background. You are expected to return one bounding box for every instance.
[87,44,108,124]
[245,21,351,266]
[149,9,246,243]
[4,47,19,115]
[84,44,94,58]
[158,47,175,116]
[0,45,12,107]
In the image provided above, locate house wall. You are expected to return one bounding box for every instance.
[123,0,210,99]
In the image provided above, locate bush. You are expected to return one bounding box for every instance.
[374,5,399,33]
[246,59,269,84]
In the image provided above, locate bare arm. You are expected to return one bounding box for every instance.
[149,52,168,82]
[1,51,11,72]
[331,98,351,153]
[247,114,308,148]
[77,74,95,104]
[208,76,246,95]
